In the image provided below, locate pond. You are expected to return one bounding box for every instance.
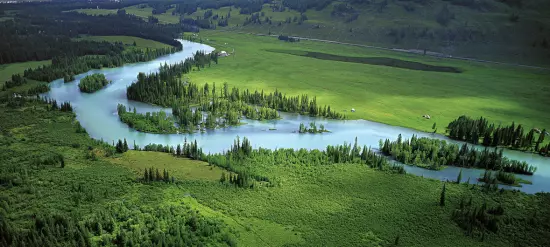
[43,40,550,194]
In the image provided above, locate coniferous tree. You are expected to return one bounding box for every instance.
[456,169,463,184]
[440,183,446,206]
[536,129,546,152]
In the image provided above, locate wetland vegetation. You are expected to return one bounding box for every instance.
[2,0,550,246]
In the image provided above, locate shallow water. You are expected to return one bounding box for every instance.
[43,40,550,194]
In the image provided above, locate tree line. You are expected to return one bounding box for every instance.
[131,136,405,189]
[25,46,179,83]
[447,115,549,157]
[380,134,536,175]
[78,73,110,93]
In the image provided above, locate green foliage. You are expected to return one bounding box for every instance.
[452,198,505,240]
[380,134,537,175]
[447,115,549,157]
[78,73,110,93]
[117,104,178,133]
[0,99,235,247]
[440,183,446,206]
[26,46,179,83]
[299,122,329,133]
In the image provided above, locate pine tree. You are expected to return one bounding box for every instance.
[440,183,446,206]
[456,169,462,184]
[123,138,129,152]
[116,139,124,153]
[535,129,545,152]
[220,172,227,183]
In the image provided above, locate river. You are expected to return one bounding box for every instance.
[43,40,550,194]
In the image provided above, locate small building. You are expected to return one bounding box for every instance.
[351,108,356,112]
[423,114,431,119]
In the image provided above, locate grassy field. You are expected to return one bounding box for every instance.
[123,5,179,24]
[111,151,227,182]
[71,5,179,24]
[188,31,550,133]
[75,35,171,49]
[0,60,50,86]
[70,8,117,16]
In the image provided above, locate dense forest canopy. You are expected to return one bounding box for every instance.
[0,1,188,65]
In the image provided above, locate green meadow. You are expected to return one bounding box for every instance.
[71,5,179,24]
[75,35,171,49]
[188,31,550,133]
[0,60,50,86]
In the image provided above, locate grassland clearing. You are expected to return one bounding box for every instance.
[110,151,227,182]
[189,31,550,133]
[0,60,50,87]
[75,35,171,49]
[69,8,117,16]
[70,5,179,24]
[123,5,179,24]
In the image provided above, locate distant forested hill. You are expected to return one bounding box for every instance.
[97,0,549,66]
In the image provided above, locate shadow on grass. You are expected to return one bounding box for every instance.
[265,49,463,73]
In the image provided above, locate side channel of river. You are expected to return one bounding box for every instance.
[43,40,550,194]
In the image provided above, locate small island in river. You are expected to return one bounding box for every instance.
[78,73,110,93]
[299,122,330,134]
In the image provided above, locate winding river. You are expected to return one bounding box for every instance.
[43,40,550,194]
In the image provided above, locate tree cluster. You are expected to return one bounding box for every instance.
[298,122,328,133]
[479,170,520,186]
[142,167,172,183]
[447,115,549,157]
[78,74,110,93]
[115,139,129,153]
[2,74,27,90]
[380,134,537,175]
[117,104,178,134]
[452,199,503,240]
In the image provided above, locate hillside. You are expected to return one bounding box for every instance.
[71,0,549,67]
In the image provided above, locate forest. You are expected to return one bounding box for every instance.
[380,134,537,175]
[0,3,188,65]
[447,115,549,157]
[25,46,179,83]
[78,74,110,93]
